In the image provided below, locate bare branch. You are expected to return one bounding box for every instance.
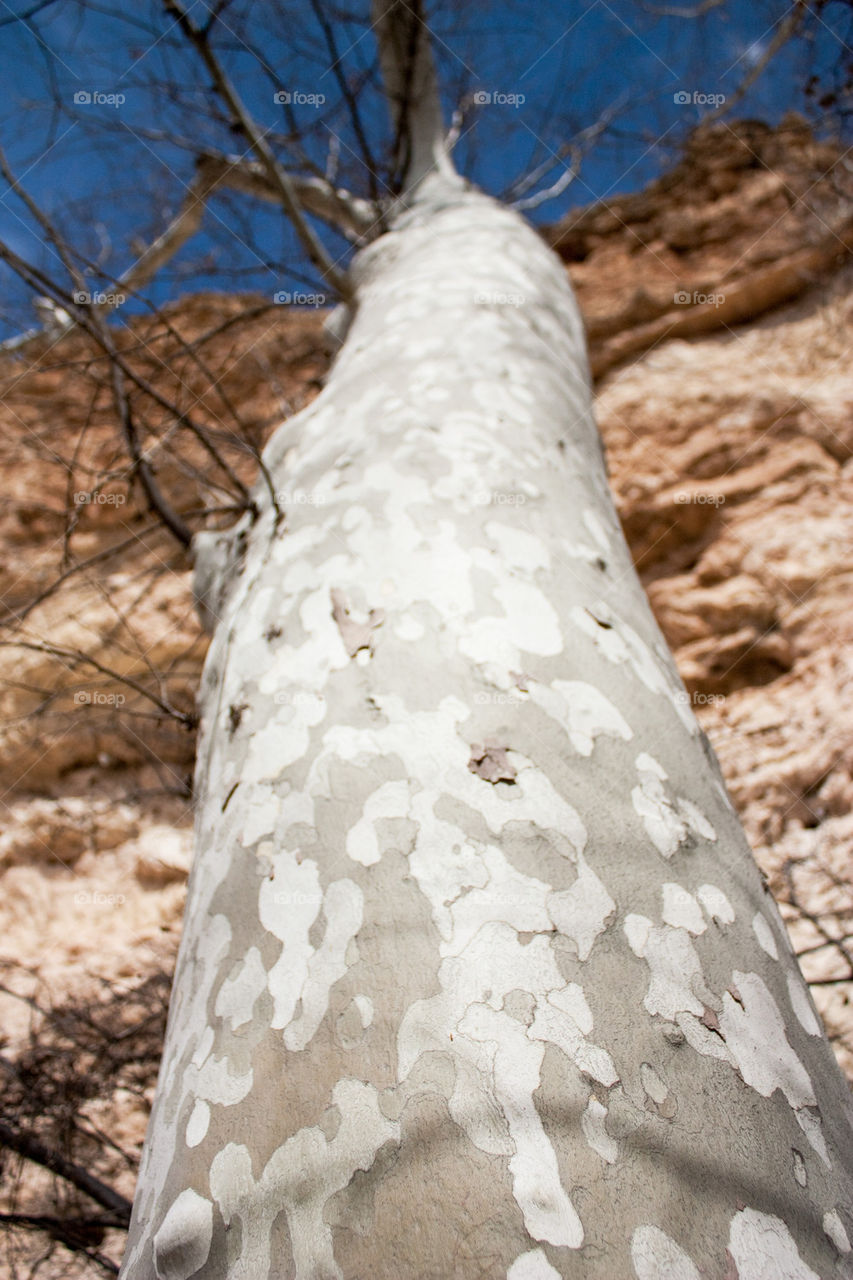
[0,1120,132,1222]
[0,151,195,546]
[308,0,383,208]
[0,1215,121,1276]
[1,639,197,726]
[119,153,377,308]
[371,0,459,195]
[508,104,623,212]
[163,1,353,299]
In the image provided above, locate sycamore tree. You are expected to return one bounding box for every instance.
[1,1,852,1277]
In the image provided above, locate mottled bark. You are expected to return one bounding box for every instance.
[119,167,853,1279]
[120,12,853,1273]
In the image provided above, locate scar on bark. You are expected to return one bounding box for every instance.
[468,740,518,784]
[227,702,248,735]
[330,587,384,656]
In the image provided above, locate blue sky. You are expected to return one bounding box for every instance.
[0,0,847,337]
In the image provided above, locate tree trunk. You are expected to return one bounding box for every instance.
[119,166,853,1279]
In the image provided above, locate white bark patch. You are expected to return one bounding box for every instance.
[530,985,619,1087]
[583,510,611,553]
[719,971,816,1109]
[446,845,552,956]
[787,972,822,1037]
[624,914,705,1021]
[662,884,706,935]
[752,912,779,959]
[242,693,326,784]
[353,994,373,1028]
[398,924,614,1247]
[792,1147,808,1187]
[636,752,666,780]
[823,1210,851,1254]
[153,1188,213,1280]
[581,1095,618,1163]
[259,850,323,1030]
[284,879,364,1052]
[571,606,697,734]
[119,912,234,1275]
[184,1100,209,1149]
[485,520,550,573]
[630,1225,700,1279]
[727,1208,820,1279]
[214,946,268,1032]
[507,1248,562,1278]
[319,698,587,864]
[259,847,362,1050]
[460,1002,584,1248]
[462,579,563,666]
[696,883,735,925]
[674,797,716,842]
[796,1107,831,1166]
[394,612,425,640]
[547,853,616,960]
[640,1062,670,1107]
[239,785,280,846]
[632,756,716,859]
[625,913,732,1066]
[346,779,410,866]
[209,1079,399,1280]
[184,1050,253,1109]
[529,679,631,757]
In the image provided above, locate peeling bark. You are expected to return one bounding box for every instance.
[120,165,853,1280]
[120,14,853,1280]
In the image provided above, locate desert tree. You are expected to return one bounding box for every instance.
[0,1,851,1278]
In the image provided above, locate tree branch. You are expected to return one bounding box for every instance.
[0,1120,132,1222]
[163,0,353,299]
[371,0,459,195]
[119,153,377,308]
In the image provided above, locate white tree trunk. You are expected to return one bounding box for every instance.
[120,173,853,1279]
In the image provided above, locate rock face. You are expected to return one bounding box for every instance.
[0,119,850,1272]
[552,116,853,377]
